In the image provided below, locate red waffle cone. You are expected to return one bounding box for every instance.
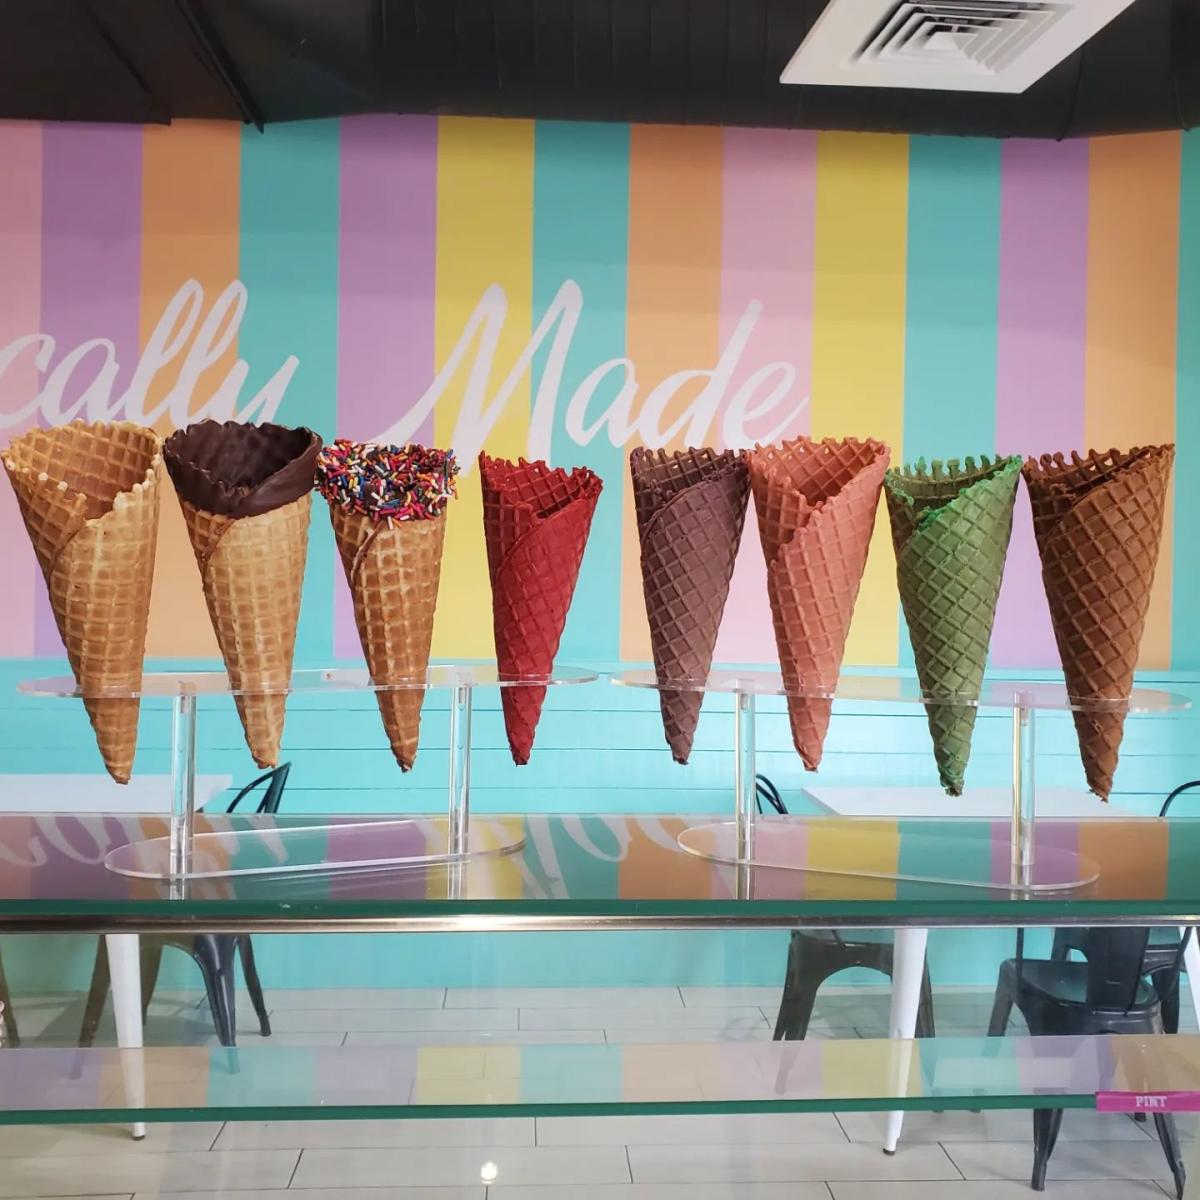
[480,454,602,765]
[630,448,750,764]
[329,505,446,771]
[1024,446,1174,798]
[748,436,890,770]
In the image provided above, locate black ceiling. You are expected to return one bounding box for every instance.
[2,0,1198,138]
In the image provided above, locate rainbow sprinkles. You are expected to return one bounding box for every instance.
[315,438,459,523]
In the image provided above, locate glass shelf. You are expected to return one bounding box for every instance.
[2,1034,1198,1125]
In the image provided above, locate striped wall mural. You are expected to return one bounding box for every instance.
[0,116,1196,671]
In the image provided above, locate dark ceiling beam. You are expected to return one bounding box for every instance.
[175,0,266,129]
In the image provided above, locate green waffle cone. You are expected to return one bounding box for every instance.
[885,456,1022,795]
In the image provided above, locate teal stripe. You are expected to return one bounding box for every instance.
[533,121,630,662]
[899,136,1002,665]
[238,122,341,663]
[1173,131,1200,670]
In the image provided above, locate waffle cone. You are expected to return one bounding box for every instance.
[329,505,446,771]
[1024,446,1174,798]
[480,455,602,765]
[885,456,1022,795]
[179,497,311,768]
[748,436,890,770]
[2,421,161,783]
[631,448,750,764]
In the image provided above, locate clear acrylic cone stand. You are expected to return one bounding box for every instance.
[611,670,1190,893]
[20,665,596,881]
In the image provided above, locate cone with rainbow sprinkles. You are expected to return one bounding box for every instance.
[1024,445,1174,799]
[3,420,161,783]
[748,436,890,771]
[317,439,459,772]
[164,420,321,769]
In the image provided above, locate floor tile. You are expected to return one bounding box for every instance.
[836,1108,1152,1143]
[445,988,683,1010]
[269,1007,518,1033]
[602,1026,775,1044]
[0,1123,223,1157]
[343,1029,605,1047]
[136,1191,483,1200]
[535,1113,844,1146]
[828,1181,1170,1199]
[944,1138,1178,1182]
[263,988,447,1010]
[520,1007,767,1031]
[292,1145,631,1189]
[0,1150,299,1197]
[214,1117,535,1150]
[628,1142,961,1183]
[680,988,784,1009]
[490,1185,832,1199]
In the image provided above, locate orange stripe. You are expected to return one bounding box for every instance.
[620,126,725,660]
[140,121,241,657]
[1085,133,1180,669]
[1078,820,1168,901]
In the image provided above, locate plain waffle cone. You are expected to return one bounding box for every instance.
[748,436,890,770]
[329,505,446,771]
[631,448,750,764]
[885,456,1022,795]
[180,496,310,768]
[2,421,161,783]
[480,455,602,765]
[1024,446,1174,798]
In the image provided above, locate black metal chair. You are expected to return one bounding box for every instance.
[79,764,290,1049]
[760,776,936,1042]
[1051,779,1200,1034]
[0,945,17,1046]
[988,926,1190,1197]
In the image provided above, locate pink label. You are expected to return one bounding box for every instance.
[1096,1091,1200,1113]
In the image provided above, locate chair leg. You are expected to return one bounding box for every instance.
[1031,1108,1063,1191]
[192,935,238,1047]
[78,939,111,1049]
[237,938,271,1038]
[916,966,936,1039]
[0,951,18,1047]
[139,941,165,1023]
[987,977,1014,1037]
[773,934,822,1042]
[1050,930,1072,962]
[1152,1113,1186,1200]
[1162,974,1182,1037]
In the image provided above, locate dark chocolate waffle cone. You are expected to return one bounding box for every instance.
[886,456,1022,795]
[631,447,750,764]
[1025,446,1174,798]
[3,421,161,783]
[748,436,890,770]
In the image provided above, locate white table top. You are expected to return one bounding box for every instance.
[0,775,233,814]
[802,785,1133,820]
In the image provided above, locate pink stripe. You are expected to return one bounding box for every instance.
[36,124,143,656]
[0,123,43,657]
[991,139,1089,669]
[713,128,816,665]
[334,115,438,657]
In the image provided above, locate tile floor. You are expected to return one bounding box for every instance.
[0,983,1193,1198]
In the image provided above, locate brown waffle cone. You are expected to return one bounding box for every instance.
[748,436,891,770]
[179,495,311,768]
[1024,446,1174,798]
[2,421,161,783]
[330,505,446,771]
[631,447,750,764]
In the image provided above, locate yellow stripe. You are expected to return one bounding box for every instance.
[433,118,535,656]
[806,819,900,902]
[810,132,909,666]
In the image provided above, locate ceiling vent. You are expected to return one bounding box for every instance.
[780,0,1140,93]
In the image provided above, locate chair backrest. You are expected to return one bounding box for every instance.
[1161,779,1200,817]
[1079,927,1153,1011]
[226,763,291,815]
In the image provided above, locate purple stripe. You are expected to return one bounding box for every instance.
[36,124,142,656]
[335,115,438,657]
[991,139,1089,669]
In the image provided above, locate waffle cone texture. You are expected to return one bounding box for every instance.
[329,505,446,772]
[480,454,602,765]
[2,421,161,783]
[885,456,1022,796]
[631,447,750,764]
[1024,446,1174,799]
[748,436,890,770]
[164,421,321,768]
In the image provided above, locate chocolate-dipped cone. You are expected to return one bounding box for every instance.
[1024,446,1174,798]
[885,456,1022,795]
[630,448,750,764]
[748,436,890,770]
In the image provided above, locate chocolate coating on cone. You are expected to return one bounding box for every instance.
[1024,446,1174,799]
[480,454,602,765]
[886,456,1021,795]
[631,447,749,764]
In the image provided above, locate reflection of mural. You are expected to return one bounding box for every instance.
[0,118,1196,669]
